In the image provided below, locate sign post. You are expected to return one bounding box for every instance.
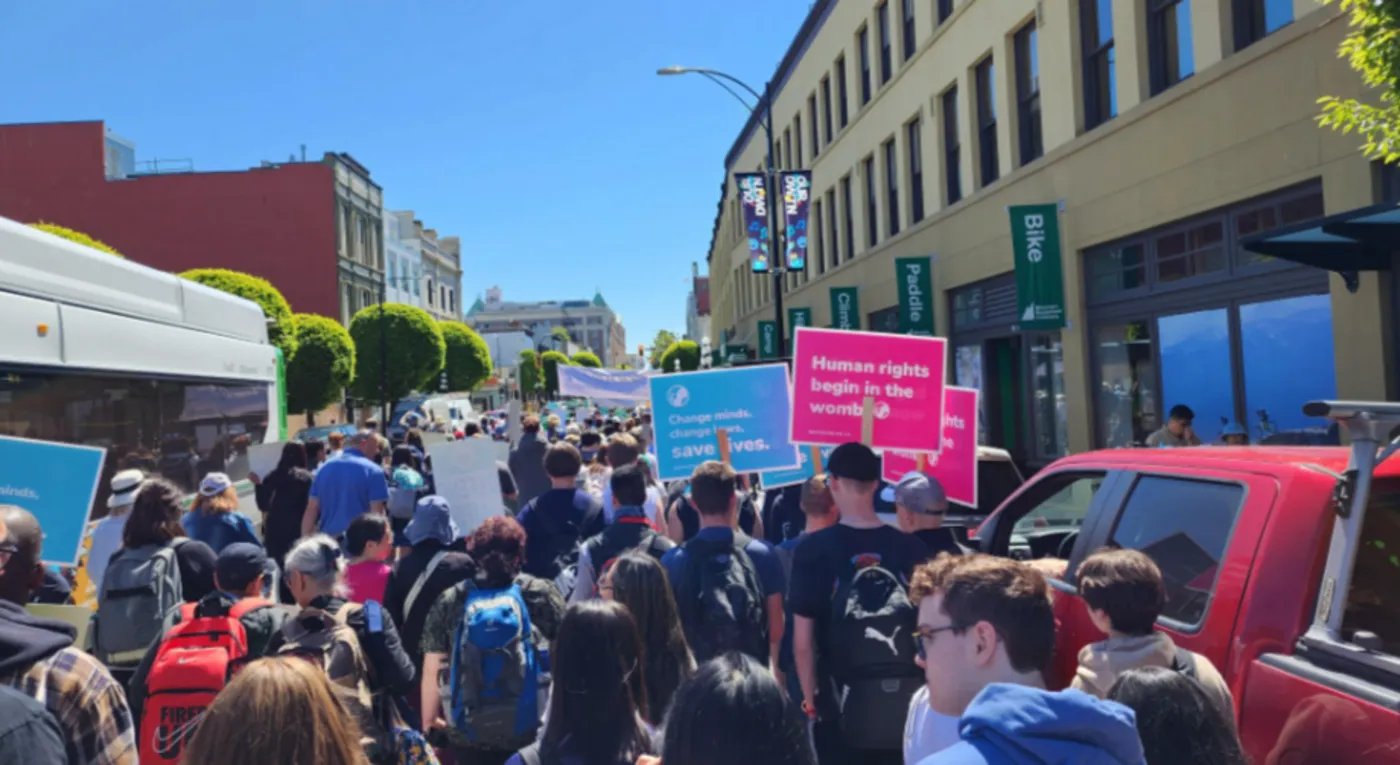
[758,444,834,490]
[1009,204,1067,330]
[648,364,801,481]
[896,257,935,335]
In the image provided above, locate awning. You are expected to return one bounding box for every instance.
[1241,203,1400,291]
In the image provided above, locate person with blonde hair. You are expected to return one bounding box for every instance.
[181,656,372,765]
[181,472,261,554]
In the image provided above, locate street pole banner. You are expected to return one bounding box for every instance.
[736,173,772,273]
[830,287,860,330]
[0,436,106,566]
[648,364,802,481]
[790,326,948,453]
[557,366,652,401]
[1009,204,1067,330]
[780,170,812,271]
[758,321,779,360]
[758,444,834,490]
[896,257,935,335]
[879,386,980,508]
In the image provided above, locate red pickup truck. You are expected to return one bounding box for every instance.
[974,401,1400,764]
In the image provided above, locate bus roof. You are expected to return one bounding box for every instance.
[0,215,269,344]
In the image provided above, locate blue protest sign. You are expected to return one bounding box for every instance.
[0,436,106,566]
[649,364,801,481]
[758,445,834,490]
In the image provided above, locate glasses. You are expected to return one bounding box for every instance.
[0,542,18,571]
[915,623,965,660]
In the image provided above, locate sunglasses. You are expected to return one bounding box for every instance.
[915,623,966,660]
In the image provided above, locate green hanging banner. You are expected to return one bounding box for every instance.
[896,256,934,335]
[829,287,860,330]
[1009,203,1067,330]
[758,321,779,359]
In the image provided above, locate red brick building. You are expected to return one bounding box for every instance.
[0,121,383,321]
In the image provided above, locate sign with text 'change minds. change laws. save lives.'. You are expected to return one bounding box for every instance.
[790,327,948,453]
[0,435,107,566]
[880,386,980,509]
[758,445,834,491]
[649,364,802,481]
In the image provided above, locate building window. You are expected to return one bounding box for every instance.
[782,130,792,169]
[943,87,962,205]
[864,156,879,247]
[1234,0,1293,50]
[821,76,834,144]
[907,119,925,223]
[842,174,856,257]
[808,95,819,158]
[859,27,872,105]
[836,56,851,127]
[427,279,435,307]
[869,305,902,333]
[938,0,954,24]
[1155,220,1226,283]
[877,3,893,85]
[795,115,804,166]
[1087,243,1147,299]
[1082,0,1117,129]
[1015,21,1043,165]
[814,198,827,274]
[901,0,916,61]
[884,139,900,237]
[976,57,999,187]
[1150,0,1194,93]
[827,188,840,266]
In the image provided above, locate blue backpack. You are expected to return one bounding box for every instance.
[445,583,541,749]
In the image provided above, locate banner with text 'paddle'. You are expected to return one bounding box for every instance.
[879,386,980,508]
[649,364,801,481]
[790,327,948,453]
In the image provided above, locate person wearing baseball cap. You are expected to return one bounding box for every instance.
[88,469,144,595]
[384,496,475,670]
[882,471,965,559]
[789,442,930,765]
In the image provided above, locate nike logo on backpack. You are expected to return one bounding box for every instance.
[864,626,901,656]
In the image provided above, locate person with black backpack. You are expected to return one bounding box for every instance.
[661,460,784,670]
[517,442,605,583]
[788,443,928,765]
[567,465,673,604]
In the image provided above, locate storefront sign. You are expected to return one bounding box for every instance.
[780,171,812,271]
[759,445,834,490]
[649,364,802,480]
[0,436,106,566]
[896,257,935,335]
[830,287,860,330]
[1009,204,1067,330]
[879,386,980,508]
[789,327,948,453]
[736,173,772,273]
[758,321,779,359]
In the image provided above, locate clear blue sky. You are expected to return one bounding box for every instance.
[0,0,812,352]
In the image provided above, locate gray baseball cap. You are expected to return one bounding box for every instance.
[879,471,949,514]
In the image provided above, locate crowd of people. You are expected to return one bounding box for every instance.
[0,405,1252,765]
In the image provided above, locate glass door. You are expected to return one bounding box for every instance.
[1158,308,1234,444]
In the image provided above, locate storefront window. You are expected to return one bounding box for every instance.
[1240,293,1339,444]
[868,305,901,333]
[1087,243,1146,300]
[1096,321,1157,447]
[953,288,984,327]
[955,345,987,444]
[1158,308,1233,443]
[1155,220,1225,283]
[1030,335,1068,458]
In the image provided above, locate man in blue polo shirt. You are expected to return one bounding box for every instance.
[302,430,389,537]
[662,459,784,674]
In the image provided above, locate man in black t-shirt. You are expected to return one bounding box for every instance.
[517,442,604,579]
[789,443,927,765]
[884,471,966,560]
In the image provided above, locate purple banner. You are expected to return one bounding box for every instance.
[780,171,812,271]
[736,173,771,273]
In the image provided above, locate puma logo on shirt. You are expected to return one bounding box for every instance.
[865,625,901,656]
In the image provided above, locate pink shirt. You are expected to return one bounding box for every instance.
[344,560,391,604]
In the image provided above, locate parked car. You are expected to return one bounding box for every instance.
[973,400,1400,765]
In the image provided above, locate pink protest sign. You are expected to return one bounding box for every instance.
[879,386,979,508]
[790,327,947,452]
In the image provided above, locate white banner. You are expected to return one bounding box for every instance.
[557,366,653,402]
[426,438,506,534]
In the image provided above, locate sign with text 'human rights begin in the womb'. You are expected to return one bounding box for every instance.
[880,386,980,508]
[649,364,802,481]
[789,327,948,453]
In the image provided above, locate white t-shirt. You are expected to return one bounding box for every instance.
[86,512,130,596]
[906,685,961,765]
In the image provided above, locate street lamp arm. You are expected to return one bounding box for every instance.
[695,70,758,114]
[675,68,765,104]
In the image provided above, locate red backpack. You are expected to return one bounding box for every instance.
[138,598,272,765]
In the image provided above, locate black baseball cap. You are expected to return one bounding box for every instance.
[825,442,881,482]
[215,543,270,592]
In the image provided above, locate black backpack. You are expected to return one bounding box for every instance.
[526,492,588,581]
[827,554,922,750]
[675,535,769,664]
[582,517,673,594]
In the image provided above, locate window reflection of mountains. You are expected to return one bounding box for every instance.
[1140,532,1218,625]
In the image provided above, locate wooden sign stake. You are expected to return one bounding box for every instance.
[716,427,732,466]
[808,445,823,471]
[860,396,875,446]
[916,453,928,472]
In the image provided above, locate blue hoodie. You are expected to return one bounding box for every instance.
[921,684,1145,765]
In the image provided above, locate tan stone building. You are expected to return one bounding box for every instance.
[706,0,1392,466]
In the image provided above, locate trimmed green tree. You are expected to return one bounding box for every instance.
[540,350,574,398]
[440,321,494,392]
[30,222,123,257]
[518,349,543,399]
[658,340,701,373]
[649,329,679,369]
[551,327,572,345]
[286,313,355,419]
[180,268,297,359]
[348,303,445,405]
[571,351,602,368]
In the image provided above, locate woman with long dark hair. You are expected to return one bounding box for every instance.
[251,439,313,569]
[661,653,815,765]
[510,600,655,765]
[1107,666,1247,765]
[600,552,694,723]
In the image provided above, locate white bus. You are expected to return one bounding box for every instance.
[0,215,286,522]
